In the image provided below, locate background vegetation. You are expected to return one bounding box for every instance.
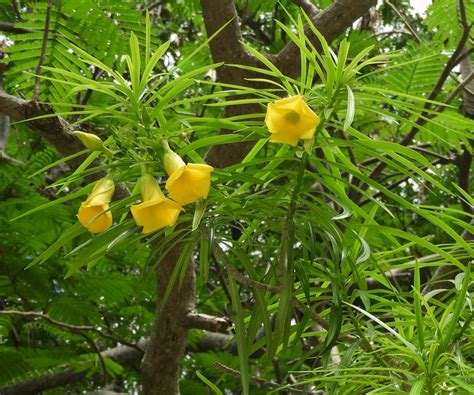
[0,0,472,394]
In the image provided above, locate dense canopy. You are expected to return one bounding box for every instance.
[0,0,472,394]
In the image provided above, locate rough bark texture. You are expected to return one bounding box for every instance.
[275,0,376,78]
[141,246,197,395]
[0,90,129,197]
[0,90,83,167]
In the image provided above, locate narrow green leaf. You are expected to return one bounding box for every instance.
[196,371,223,395]
[227,275,249,395]
[343,85,355,131]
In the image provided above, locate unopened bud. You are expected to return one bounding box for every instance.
[73,131,105,152]
[163,149,185,176]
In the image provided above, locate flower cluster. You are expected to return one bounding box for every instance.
[75,133,213,234]
[75,94,316,234]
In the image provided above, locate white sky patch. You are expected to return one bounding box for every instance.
[410,0,431,16]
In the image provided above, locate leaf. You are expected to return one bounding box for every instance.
[343,85,355,131]
[228,274,249,395]
[196,370,223,395]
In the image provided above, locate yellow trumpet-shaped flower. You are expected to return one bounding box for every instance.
[131,174,182,234]
[77,176,115,233]
[163,149,213,206]
[264,95,320,146]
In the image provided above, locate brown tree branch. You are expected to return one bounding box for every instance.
[141,241,197,395]
[384,0,421,43]
[292,0,320,18]
[350,36,473,203]
[0,90,85,168]
[0,310,142,352]
[0,90,129,198]
[275,0,376,78]
[184,313,230,333]
[0,22,33,34]
[0,332,233,395]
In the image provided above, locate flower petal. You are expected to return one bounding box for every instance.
[166,164,213,205]
[77,204,112,233]
[131,199,182,233]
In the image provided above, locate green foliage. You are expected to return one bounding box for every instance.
[0,0,472,394]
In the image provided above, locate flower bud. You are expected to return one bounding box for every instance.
[77,176,115,233]
[73,131,105,152]
[163,150,186,177]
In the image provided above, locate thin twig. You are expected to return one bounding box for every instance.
[213,243,327,328]
[213,362,308,393]
[11,0,23,21]
[384,0,421,42]
[78,332,109,387]
[0,310,143,351]
[351,7,473,204]
[359,158,445,206]
[436,71,474,110]
[0,22,33,34]
[33,0,54,100]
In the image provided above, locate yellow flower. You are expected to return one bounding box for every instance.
[264,95,320,146]
[131,174,182,234]
[163,150,213,206]
[77,176,115,233]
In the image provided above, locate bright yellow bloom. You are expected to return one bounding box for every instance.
[264,95,320,146]
[131,174,182,234]
[77,176,115,233]
[164,150,213,206]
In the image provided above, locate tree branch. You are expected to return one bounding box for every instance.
[0,90,84,168]
[141,239,197,395]
[350,19,473,204]
[0,310,142,352]
[0,90,129,198]
[0,22,34,34]
[275,0,376,78]
[384,0,421,43]
[184,313,230,333]
[0,332,233,395]
[292,0,320,18]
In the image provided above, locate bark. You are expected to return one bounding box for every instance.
[275,0,376,78]
[0,90,83,167]
[0,91,129,198]
[141,245,197,395]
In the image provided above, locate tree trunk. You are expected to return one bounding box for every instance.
[141,243,196,395]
